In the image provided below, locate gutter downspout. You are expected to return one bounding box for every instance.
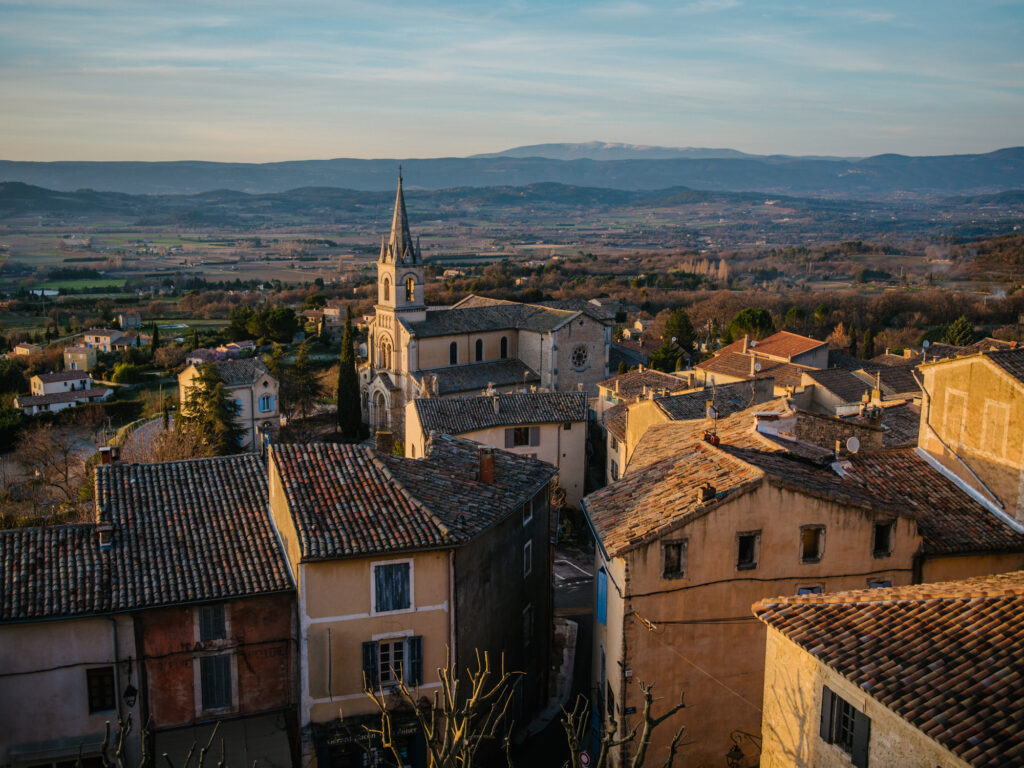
[448,549,457,673]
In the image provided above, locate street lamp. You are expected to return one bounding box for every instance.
[123,683,138,708]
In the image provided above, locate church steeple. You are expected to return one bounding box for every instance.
[380,169,419,264]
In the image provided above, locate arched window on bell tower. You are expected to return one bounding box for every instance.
[405,277,415,302]
[382,277,390,303]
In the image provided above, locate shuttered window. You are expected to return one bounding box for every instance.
[374,562,411,613]
[363,637,423,690]
[200,654,232,710]
[505,427,540,448]
[199,604,226,642]
[820,685,870,768]
[86,667,115,713]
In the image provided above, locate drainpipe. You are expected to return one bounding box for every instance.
[448,550,457,672]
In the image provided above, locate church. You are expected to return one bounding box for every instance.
[360,175,613,436]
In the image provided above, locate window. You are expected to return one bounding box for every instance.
[523,499,533,526]
[500,336,508,359]
[405,277,415,302]
[523,540,532,577]
[820,686,870,768]
[522,603,534,647]
[737,531,760,570]
[373,561,412,613]
[200,654,232,710]
[382,278,390,302]
[610,460,619,481]
[571,345,589,370]
[199,604,226,642]
[505,426,539,448]
[609,435,618,451]
[362,636,423,689]
[663,539,688,579]
[449,341,458,365]
[474,338,484,362]
[872,522,894,558]
[868,580,891,589]
[86,667,115,713]
[801,526,825,563]
[258,394,275,413]
[563,422,572,430]
[798,585,823,595]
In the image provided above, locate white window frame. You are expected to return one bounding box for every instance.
[523,499,533,527]
[370,557,416,616]
[523,540,533,578]
[258,394,274,413]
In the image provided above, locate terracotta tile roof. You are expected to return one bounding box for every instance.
[697,352,808,388]
[416,359,541,395]
[828,349,868,371]
[839,449,1024,555]
[597,368,690,400]
[984,348,1024,385]
[654,379,767,421]
[211,358,271,386]
[718,331,826,361]
[603,403,627,441]
[869,352,914,367]
[585,404,1023,559]
[802,368,872,403]
[414,392,587,434]
[1,454,292,622]
[854,365,921,396]
[35,371,90,383]
[273,436,555,561]
[16,387,110,407]
[754,571,1024,768]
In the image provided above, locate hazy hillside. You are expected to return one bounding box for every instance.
[470,142,760,161]
[0,147,1022,199]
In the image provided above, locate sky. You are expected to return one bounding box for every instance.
[1,0,1022,162]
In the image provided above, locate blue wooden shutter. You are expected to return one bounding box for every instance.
[200,654,231,709]
[362,641,379,689]
[596,570,607,625]
[819,686,834,741]
[375,563,410,612]
[406,636,423,686]
[851,710,871,768]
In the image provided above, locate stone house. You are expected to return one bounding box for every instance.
[64,345,97,371]
[267,435,556,768]
[15,371,110,414]
[117,313,142,330]
[696,331,828,394]
[917,348,1024,523]
[12,342,42,357]
[178,358,279,448]
[755,571,1024,768]
[362,175,612,436]
[0,454,297,768]
[83,329,124,352]
[582,400,1024,767]
[406,391,587,508]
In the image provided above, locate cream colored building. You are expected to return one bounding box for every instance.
[64,345,97,371]
[268,436,556,767]
[405,391,588,508]
[583,401,1024,767]
[178,358,279,448]
[917,348,1024,523]
[755,572,1024,768]
[362,175,612,437]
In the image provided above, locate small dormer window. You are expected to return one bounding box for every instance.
[405,277,415,302]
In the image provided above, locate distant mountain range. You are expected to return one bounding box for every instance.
[1,144,1022,199]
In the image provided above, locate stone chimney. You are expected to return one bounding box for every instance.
[374,430,394,454]
[741,334,750,353]
[697,482,716,503]
[478,446,495,483]
[98,446,120,465]
[749,354,757,377]
[492,396,500,414]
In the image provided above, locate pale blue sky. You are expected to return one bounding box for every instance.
[1,0,1021,161]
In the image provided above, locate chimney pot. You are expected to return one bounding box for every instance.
[478,446,495,484]
[99,446,113,465]
[697,482,716,503]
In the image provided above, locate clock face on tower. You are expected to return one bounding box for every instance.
[571,345,589,370]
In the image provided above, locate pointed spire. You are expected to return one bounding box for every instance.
[385,169,416,264]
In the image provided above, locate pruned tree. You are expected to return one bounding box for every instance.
[561,684,687,768]
[17,421,97,506]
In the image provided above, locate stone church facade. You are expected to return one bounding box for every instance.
[360,176,613,436]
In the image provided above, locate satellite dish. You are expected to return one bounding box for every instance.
[923,340,930,348]
[846,436,861,454]
[707,405,718,420]
[754,362,762,372]
[750,340,757,347]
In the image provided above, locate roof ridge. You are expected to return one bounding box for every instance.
[369,450,452,541]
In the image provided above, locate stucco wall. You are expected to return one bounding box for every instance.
[416,330,519,370]
[302,551,452,723]
[919,356,1024,521]
[0,615,141,767]
[606,482,918,767]
[921,551,1024,583]
[138,593,294,729]
[553,315,609,397]
[760,627,969,768]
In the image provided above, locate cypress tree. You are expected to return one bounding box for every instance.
[150,323,160,354]
[337,306,362,441]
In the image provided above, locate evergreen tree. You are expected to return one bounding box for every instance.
[663,307,696,357]
[337,306,362,440]
[861,328,875,359]
[191,327,200,350]
[725,307,774,342]
[179,362,245,455]
[289,342,324,421]
[617,360,628,375]
[942,315,975,347]
[150,323,160,354]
